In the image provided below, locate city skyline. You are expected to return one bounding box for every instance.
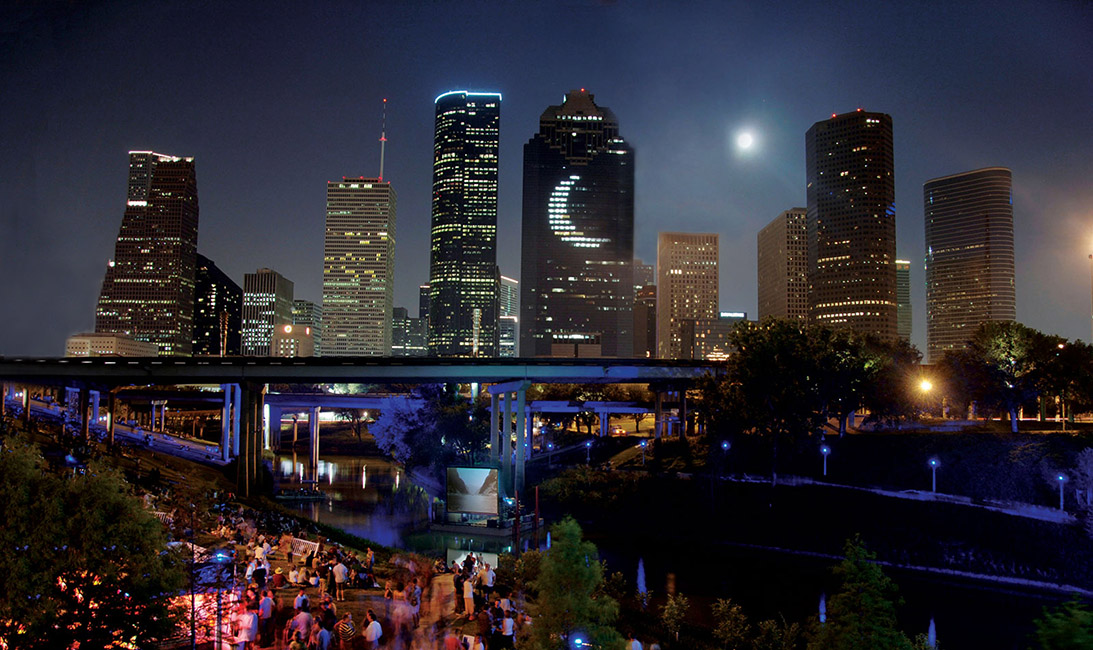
[2,2,1091,356]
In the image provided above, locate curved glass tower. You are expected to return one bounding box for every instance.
[924,167,1015,362]
[428,90,502,357]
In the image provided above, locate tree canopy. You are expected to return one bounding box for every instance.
[523,517,623,650]
[0,436,185,649]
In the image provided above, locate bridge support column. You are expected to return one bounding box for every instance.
[599,410,609,437]
[259,387,268,451]
[292,415,299,447]
[107,390,116,448]
[22,389,30,426]
[680,390,689,437]
[79,386,90,441]
[502,392,512,497]
[489,393,499,467]
[654,391,663,440]
[220,384,233,462]
[515,382,528,494]
[269,407,281,452]
[232,384,241,456]
[309,406,321,479]
[0,382,6,418]
[90,390,100,422]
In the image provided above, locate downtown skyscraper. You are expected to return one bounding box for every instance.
[924,167,1015,362]
[520,89,635,358]
[657,232,719,359]
[428,91,501,357]
[95,151,199,356]
[193,253,242,356]
[806,110,897,340]
[757,208,808,322]
[241,268,293,356]
[323,177,397,356]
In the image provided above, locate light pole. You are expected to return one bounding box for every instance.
[820,444,831,477]
[640,440,647,465]
[928,457,940,493]
[1057,473,1068,511]
[585,440,592,465]
[547,442,554,468]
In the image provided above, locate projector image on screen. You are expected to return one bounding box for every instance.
[447,467,499,515]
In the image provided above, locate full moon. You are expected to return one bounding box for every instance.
[737,132,755,150]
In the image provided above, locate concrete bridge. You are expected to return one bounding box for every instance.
[0,357,724,496]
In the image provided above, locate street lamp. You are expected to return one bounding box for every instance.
[928,457,940,493]
[585,440,592,465]
[547,442,554,468]
[639,440,647,465]
[1057,473,1068,511]
[820,444,831,477]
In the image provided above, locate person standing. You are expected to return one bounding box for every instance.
[257,589,274,647]
[463,571,475,619]
[332,559,349,601]
[334,612,356,650]
[363,609,383,649]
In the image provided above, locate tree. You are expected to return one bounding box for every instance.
[369,384,489,483]
[861,338,922,427]
[701,319,829,484]
[711,597,751,648]
[946,321,1056,433]
[332,408,369,443]
[1032,597,1093,649]
[754,615,803,650]
[806,537,912,650]
[524,517,623,650]
[0,436,185,649]
[660,592,691,643]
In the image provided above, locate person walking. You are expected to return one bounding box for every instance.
[332,559,349,601]
[463,571,475,619]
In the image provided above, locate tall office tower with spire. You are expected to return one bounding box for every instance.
[428,90,502,357]
[322,101,397,357]
[656,232,719,359]
[806,110,897,340]
[896,260,912,342]
[757,207,808,321]
[924,167,1015,362]
[241,268,293,356]
[95,151,199,356]
[520,89,635,357]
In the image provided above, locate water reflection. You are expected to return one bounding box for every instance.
[274,454,429,548]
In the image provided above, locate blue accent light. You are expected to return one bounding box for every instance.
[435,90,503,104]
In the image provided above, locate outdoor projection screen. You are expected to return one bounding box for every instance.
[446,467,499,515]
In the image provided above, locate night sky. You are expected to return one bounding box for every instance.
[2,1,1091,357]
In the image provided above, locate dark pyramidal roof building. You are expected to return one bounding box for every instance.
[520,89,635,358]
[95,151,199,356]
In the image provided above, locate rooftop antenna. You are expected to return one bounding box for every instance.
[378,98,387,181]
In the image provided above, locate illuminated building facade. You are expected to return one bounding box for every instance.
[193,254,242,356]
[429,90,501,357]
[896,260,912,343]
[680,311,749,360]
[323,178,397,356]
[520,89,635,357]
[65,332,159,357]
[924,167,1015,362]
[657,232,719,359]
[499,275,519,357]
[757,208,808,321]
[95,151,199,356]
[633,285,657,358]
[292,300,323,356]
[242,268,293,356]
[271,324,315,357]
[806,110,897,340]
